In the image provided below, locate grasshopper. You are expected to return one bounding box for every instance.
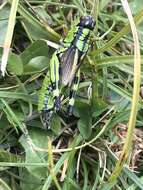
[38,16,95,127]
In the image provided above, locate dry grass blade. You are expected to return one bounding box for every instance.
[47,138,62,190]
[107,0,141,186]
[0,0,19,76]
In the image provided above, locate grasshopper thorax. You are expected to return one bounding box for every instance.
[79,16,95,30]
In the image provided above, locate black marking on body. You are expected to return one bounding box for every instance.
[69,90,76,98]
[74,76,79,84]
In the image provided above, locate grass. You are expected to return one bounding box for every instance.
[0,0,143,189]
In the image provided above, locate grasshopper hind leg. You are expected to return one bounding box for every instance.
[39,83,55,129]
[41,94,61,129]
[40,85,61,129]
[67,69,80,116]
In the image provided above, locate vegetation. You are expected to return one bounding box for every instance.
[0,0,143,189]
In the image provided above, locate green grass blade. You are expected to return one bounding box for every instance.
[17,1,61,41]
[0,91,32,102]
[81,159,88,190]
[91,9,143,56]
[95,55,143,68]
[0,178,11,190]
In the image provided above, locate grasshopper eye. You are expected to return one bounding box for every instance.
[79,16,95,30]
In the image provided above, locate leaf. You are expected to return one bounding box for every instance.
[77,118,92,139]
[19,128,51,180]
[91,97,108,118]
[50,113,61,135]
[7,52,23,75]
[74,102,92,139]
[23,56,49,74]
[20,40,50,65]
[19,168,43,190]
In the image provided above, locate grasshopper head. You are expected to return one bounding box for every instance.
[79,16,95,30]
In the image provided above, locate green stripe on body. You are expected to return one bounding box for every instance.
[50,52,59,83]
[69,97,75,106]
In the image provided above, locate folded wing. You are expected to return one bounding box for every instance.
[60,45,80,86]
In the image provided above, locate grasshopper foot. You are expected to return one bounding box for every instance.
[41,110,53,129]
[67,105,74,116]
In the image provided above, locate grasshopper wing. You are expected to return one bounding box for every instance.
[60,45,80,86]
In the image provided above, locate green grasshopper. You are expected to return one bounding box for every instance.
[38,16,95,127]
